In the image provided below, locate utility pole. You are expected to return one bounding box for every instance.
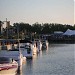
[17,24,19,43]
[0,21,2,34]
[6,18,8,39]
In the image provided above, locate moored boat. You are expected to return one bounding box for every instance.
[19,40,37,59]
[0,48,25,67]
[0,57,18,75]
[41,40,48,50]
[34,39,42,52]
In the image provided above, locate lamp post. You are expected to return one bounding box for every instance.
[17,25,19,42]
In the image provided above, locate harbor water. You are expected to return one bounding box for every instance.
[18,44,75,75]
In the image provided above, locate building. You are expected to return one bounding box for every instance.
[0,21,3,34]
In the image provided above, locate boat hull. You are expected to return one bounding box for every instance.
[0,57,18,75]
[0,66,18,75]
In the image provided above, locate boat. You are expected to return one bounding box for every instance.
[32,41,38,55]
[0,57,18,75]
[0,48,25,67]
[0,39,25,66]
[0,39,18,50]
[41,40,48,50]
[34,39,42,52]
[0,49,21,61]
[19,40,37,59]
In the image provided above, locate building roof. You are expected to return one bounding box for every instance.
[54,31,63,34]
[63,29,75,36]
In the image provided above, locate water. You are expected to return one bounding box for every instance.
[17,44,75,75]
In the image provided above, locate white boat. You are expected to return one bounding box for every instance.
[41,40,49,50]
[0,39,18,50]
[0,57,18,75]
[0,40,25,66]
[7,44,18,50]
[34,39,42,52]
[0,49,20,61]
[0,49,25,66]
[19,40,37,59]
[32,41,38,55]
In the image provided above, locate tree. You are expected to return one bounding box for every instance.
[32,22,42,34]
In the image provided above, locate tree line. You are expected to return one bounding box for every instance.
[0,21,75,39]
[13,22,75,34]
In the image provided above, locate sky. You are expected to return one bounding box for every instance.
[0,0,74,26]
[74,0,75,24]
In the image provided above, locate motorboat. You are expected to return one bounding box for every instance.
[0,40,25,66]
[19,40,37,59]
[0,39,18,50]
[34,39,42,52]
[41,40,48,50]
[0,49,21,61]
[32,41,38,55]
[0,57,18,75]
[0,49,25,67]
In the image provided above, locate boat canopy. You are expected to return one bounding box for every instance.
[0,57,13,64]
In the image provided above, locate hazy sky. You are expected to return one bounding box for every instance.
[74,0,75,24]
[0,0,74,25]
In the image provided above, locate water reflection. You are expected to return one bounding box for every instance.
[22,59,33,75]
[39,50,43,57]
[33,53,38,61]
[17,44,74,75]
[17,66,22,75]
